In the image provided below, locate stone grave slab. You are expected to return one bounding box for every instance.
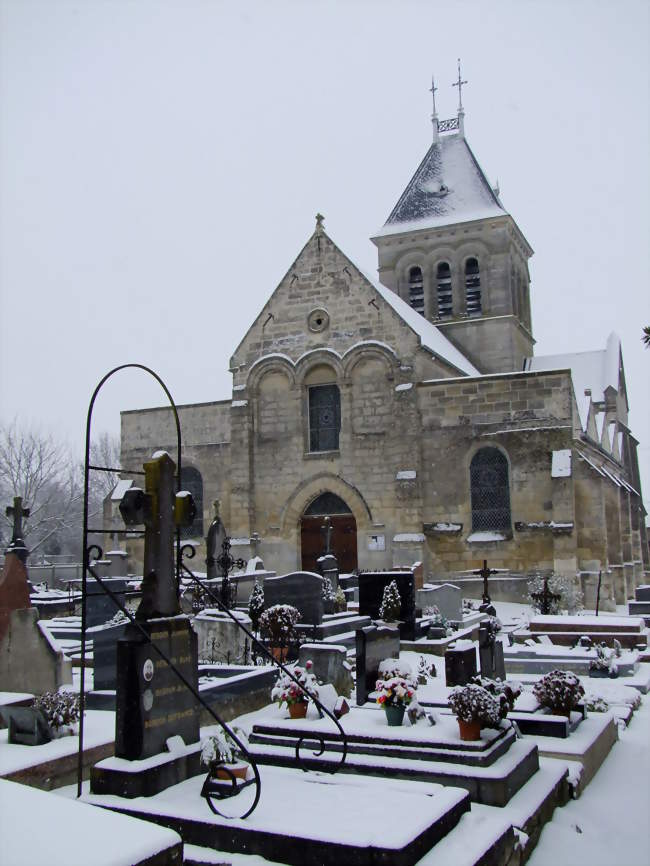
[299,643,353,697]
[479,626,506,680]
[419,583,462,622]
[89,620,128,691]
[355,624,400,705]
[0,607,72,693]
[0,706,51,745]
[263,571,324,625]
[0,552,31,643]
[192,608,252,665]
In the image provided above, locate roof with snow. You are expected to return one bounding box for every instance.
[525,332,623,430]
[360,268,480,376]
[376,133,505,236]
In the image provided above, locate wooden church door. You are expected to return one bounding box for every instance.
[300,492,358,574]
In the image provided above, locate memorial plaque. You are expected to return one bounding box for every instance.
[115,616,200,759]
[355,624,400,705]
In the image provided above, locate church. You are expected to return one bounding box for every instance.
[118,86,648,612]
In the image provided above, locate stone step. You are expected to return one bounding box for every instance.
[245,737,540,806]
[628,600,650,616]
[249,723,516,767]
[313,614,371,639]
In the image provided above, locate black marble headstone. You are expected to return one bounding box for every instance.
[86,578,128,627]
[115,616,200,759]
[444,646,478,687]
[90,621,128,691]
[263,572,324,625]
[355,624,400,705]
[357,571,416,640]
[478,627,506,681]
[1,707,52,745]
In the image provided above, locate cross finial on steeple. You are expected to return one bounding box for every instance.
[452,58,467,112]
[315,213,324,228]
[430,75,439,143]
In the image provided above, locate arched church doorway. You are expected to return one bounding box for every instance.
[300,492,358,574]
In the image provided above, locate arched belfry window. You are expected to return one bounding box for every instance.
[436,262,452,318]
[408,266,425,316]
[470,448,511,532]
[309,384,341,452]
[465,258,482,316]
[180,466,203,539]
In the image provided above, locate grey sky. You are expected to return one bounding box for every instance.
[1,0,648,499]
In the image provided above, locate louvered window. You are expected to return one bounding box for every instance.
[470,448,511,531]
[436,262,452,318]
[465,258,482,316]
[309,384,340,452]
[408,266,425,316]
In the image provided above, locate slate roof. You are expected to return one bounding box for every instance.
[376,133,505,236]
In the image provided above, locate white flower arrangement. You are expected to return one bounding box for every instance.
[200,726,248,769]
[33,690,80,738]
[271,660,320,708]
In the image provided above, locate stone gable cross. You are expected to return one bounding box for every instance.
[6,496,29,544]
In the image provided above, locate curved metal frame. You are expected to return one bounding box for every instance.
[77,364,262,819]
[181,544,348,774]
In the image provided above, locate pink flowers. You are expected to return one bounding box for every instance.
[375,676,416,708]
[271,661,320,708]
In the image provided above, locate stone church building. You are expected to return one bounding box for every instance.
[119,103,648,609]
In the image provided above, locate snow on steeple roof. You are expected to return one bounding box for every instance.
[374,133,505,237]
[525,333,623,430]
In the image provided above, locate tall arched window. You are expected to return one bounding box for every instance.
[465,258,482,316]
[309,384,341,452]
[180,466,203,539]
[436,262,452,318]
[470,448,511,532]
[408,266,424,316]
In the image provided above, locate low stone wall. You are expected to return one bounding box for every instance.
[428,575,531,604]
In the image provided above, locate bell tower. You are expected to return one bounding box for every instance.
[371,66,534,374]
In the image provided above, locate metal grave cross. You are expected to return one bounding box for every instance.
[452,58,467,111]
[472,559,498,604]
[531,576,561,616]
[217,537,246,608]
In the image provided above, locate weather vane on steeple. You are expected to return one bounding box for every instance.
[452,58,467,112]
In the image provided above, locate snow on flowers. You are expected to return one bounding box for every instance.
[375,660,417,707]
[271,660,320,707]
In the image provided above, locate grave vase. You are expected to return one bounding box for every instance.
[384,704,406,727]
[288,700,308,719]
[271,645,289,663]
[215,761,249,781]
[457,718,482,741]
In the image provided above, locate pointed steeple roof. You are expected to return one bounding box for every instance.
[375,133,505,237]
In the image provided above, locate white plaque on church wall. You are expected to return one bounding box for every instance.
[367,534,385,551]
[551,449,572,478]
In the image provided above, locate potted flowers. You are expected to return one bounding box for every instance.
[448,683,501,740]
[33,690,81,739]
[375,660,417,726]
[533,669,585,717]
[201,727,250,781]
[271,660,319,719]
[259,603,301,662]
[589,644,618,678]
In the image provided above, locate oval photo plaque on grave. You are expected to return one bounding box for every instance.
[143,659,154,682]
[142,689,154,712]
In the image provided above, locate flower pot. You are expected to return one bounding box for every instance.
[457,718,482,741]
[288,701,308,719]
[271,646,289,663]
[215,761,249,781]
[384,704,406,726]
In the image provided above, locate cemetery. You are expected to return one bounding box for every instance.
[1,426,649,866]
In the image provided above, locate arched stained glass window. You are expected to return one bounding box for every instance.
[309,384,340,452]
[470,448,511,531]
[408,266,425,316]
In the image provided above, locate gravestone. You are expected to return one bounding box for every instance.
[0,706,51,746]
[112,451,200,761]
[192,608,252,664]
[263,571,324,625]
[0,496,31,642]
[421,583,462,622]
[85,577,129,627]
[205,500,226,580]
[89,620,128,691]
[478,626,506,681]
[445,644,477,687]
[318,553,339,590]
[299,643,353,698]
[355,624,400,705]
[105,549,129,577]
[357,570,416,640]
[0,608,72,692]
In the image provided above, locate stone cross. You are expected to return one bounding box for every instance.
[472,559,498,605]
[321,516,333,556]
[5,496,30,562]
[531,576,561,615]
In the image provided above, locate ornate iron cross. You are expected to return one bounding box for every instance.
[472,559,498,604]
[452,58,467,111]
[217,537,246,608]
[531,576,561,615]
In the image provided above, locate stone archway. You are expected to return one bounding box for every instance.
[300,492,358,574]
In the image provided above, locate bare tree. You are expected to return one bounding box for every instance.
[88,431,121,501]
[0,420,82,556]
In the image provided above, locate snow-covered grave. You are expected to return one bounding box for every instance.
[0,778,182,866]
[515,613,648,651]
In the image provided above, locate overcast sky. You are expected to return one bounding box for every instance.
[1,0,648,499]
